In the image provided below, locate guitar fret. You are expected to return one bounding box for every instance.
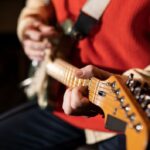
[57,59,68,85]
[46,59,90,88]
[77,79,82,86]
[58,61,65,84]
[44,58,150,150]
[68,70,73,87]
[68,68,76,87]
[65,66,70,86]
[74,77,78,87]
[82,80,87,86]
[88,78,100,104]
[67,68,72,86]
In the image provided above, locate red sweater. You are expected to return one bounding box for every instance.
[52,0,150,131]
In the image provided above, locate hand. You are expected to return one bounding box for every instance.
[62,65,112,116]
[22,19,59,61]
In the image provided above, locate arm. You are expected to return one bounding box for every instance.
[17,0,58,61]
[17,0,53,41]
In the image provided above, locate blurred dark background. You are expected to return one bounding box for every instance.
[0,0,30,113]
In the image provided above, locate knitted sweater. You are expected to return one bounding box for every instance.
[17,0,150,131]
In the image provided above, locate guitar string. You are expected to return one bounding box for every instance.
[48,64,132,100]
[49,66,131,99]
[63,69,121,96]
[46,62,144,119]
[88,82,139,115]
[94,94,148,122]
[46,61,148,119]
[64,73,116,94]
[92,84,125,97]
[90,84,136,107]
[94,91,148,119]
[90,86,148,120]
[89,90,125,112]
[92,82,145,111]
[47,61,121,94]
[47,61,135,103]
[93,94,134,119]
[53,62,111,88]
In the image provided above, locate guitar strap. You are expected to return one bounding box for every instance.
[70,0,111,39]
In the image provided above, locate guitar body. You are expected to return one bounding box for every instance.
[24,55,150,149]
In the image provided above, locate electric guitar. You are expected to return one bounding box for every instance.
[23,54,150,150]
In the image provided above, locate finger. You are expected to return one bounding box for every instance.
[32,20,42,28]
[24,46,45,60]
[23,19,42,31]
[23,20,53,40]
[62,88,73,115]
[24,29,42,41]
[70,87,82,109]
[39,24,59,37]
[24,39,52,51]
[93,66,112,79]
[75,65,94,79]
[28,55,44,61]
[70,87,89,109]
[75,65,112,80]
[24,21,58,40]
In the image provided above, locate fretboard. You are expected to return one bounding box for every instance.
[45,58,150,150]
[46,59,90,88]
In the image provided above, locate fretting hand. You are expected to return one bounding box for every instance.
[62,65,112,117]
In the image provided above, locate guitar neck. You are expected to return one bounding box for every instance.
[46,58,90,88]
[45,58,150,150]
[44,57,150,150]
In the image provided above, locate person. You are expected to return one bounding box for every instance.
[1,0,149,149]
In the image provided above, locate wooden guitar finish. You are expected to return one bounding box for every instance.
[45,58,150,150]
[23,51,149,150]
